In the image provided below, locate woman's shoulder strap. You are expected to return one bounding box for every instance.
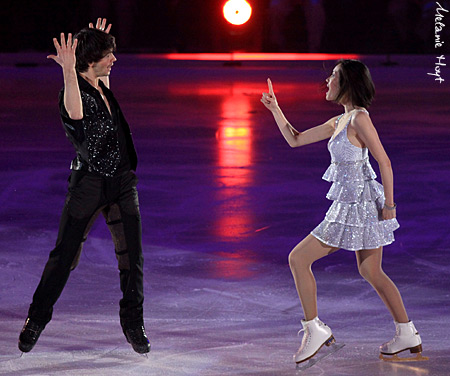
[335,113,344,128]
[349,108,369,123]
[353,108,369,115]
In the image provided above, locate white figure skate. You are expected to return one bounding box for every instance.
[294,317,344,370]
[379,321,428,362]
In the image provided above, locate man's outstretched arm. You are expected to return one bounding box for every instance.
[48,33,83,120]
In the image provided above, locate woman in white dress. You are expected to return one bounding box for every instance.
[261,59,424,364]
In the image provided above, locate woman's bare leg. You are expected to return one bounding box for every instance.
[356,247,409,323]
[288,235,339,320]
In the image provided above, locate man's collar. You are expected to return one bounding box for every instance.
[77,73,96,93]
[76,73,109,94]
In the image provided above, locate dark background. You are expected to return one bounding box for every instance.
[0,0,448,53]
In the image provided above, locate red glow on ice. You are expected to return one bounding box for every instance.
[210,250,258,279]
[214,86,254,240]
[139,53,360,61]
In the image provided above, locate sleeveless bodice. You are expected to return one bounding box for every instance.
[322,110,380,203]
[323,110,377,184]
[329,114,369,163]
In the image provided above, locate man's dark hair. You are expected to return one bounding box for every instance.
[334,59,375,108]
[74,28,116,73]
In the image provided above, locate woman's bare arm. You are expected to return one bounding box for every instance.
[351,112,396,220]
[261,78,335,147]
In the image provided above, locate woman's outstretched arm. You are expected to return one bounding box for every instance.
[261,78,336,148]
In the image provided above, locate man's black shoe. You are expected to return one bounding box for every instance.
[123,325,151,354]
[18,318,45,353]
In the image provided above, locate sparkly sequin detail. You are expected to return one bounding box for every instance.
[311,109,399,251]
[81,92,120,177]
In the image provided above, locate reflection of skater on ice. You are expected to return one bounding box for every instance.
[18,18,150,355]
[261,59,428,367]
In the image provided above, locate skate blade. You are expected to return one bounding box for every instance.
[296,343,345,371]
[379,352,429,362]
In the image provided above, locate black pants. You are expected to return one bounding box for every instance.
[28,170,144,329]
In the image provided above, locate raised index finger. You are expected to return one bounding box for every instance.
[267,78,274,95]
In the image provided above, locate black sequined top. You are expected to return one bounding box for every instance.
[59,75,137,177]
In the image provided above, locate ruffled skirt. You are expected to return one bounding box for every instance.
[311,163,399,251]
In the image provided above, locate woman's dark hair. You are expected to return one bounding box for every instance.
[74,28,116,73]
[334,59,375,108]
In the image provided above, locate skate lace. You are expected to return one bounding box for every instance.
[297,327,312,350]
[385,327,401,346]
[25,321,44,335]
[127,326,148,344]
[297,320,326,339]
[297,319,325,336]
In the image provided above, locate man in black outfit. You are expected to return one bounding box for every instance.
[18,19,150,354]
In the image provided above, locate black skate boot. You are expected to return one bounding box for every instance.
[18,318,45,353]
[123,324,151,354]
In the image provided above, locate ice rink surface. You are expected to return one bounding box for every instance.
[0,54,449,375]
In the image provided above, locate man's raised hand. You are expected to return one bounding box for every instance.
[89,18,112,33]
[47,33,78,69]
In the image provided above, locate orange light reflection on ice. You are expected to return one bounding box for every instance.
[215,86,253,240]
[209,250,258,280]
[167,82,260,279]
[168,82,321,102]
[217,135,251,173]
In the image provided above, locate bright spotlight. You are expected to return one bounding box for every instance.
[223,0,252,26]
